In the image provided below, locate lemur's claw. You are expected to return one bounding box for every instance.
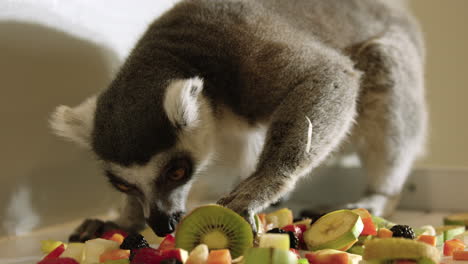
[68,219,123,242]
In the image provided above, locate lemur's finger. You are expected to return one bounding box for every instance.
[68,219,124,242]
[69,219,103,242]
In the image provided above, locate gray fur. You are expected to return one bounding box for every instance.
[52,0,426,234]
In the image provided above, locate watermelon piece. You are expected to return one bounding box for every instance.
[158,234,176,250]
[444,239,465,256]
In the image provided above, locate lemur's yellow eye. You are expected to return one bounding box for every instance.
[170,168,187,181]
[116,183,131,192]
[164,157,192,182]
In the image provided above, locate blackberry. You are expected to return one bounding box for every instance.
[390,225,416,239]
[120,233,150,260]
[266,228,300,249]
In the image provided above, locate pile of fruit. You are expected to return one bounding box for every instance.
[37,206,468,264]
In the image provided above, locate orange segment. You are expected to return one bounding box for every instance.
[99,249,130,263]
[417,235,437,246]
[207,249,232,264]
[377,228,393,238]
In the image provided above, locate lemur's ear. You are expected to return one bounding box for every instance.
[164,77,204,129]
[49,95,96,148]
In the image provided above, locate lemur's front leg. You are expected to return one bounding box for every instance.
[69,196,145,242]
[218,55,361,228]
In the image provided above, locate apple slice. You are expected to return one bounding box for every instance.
[83,238,119,264]
[266,208,293,228]
[444,213,468,227]
[43,243,66,259]
[244,248,296,264]
[304,210,364,251]
[41,240,65,254]
[259,233,290,250]
[186,244,209,264]
[436,225,466,242]
[454,231,468,244]
[61,243,84,262]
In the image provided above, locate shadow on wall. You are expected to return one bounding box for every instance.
[0,21,121,237]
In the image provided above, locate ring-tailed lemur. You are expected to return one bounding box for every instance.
[50,0,426,240]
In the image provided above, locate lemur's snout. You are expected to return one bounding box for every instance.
[147,208,184,237]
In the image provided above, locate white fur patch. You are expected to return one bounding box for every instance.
[49,95,97,148]
[163,77,204,129]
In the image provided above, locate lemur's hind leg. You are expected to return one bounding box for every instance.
[344,29,427,217]
[218,48,361,228]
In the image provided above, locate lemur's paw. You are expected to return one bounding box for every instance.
[342,193,401,217]
[68,219,123,242]
[216,197,257,234]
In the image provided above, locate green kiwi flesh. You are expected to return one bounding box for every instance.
[175,204,253,258]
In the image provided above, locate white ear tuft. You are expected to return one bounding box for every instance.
[49,95,97,148]
[164,77,204,129]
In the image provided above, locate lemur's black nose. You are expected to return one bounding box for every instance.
[147,209,184,237]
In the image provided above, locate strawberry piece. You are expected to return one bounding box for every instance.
[131,248,164,264]
[444,239,465,256]
[158,234,176,250]
[43,244,65,260]
[101,229,129,240]
[282,224,308,249]
[37,258,79,264]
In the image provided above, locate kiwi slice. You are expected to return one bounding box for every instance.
[175,204,253,259]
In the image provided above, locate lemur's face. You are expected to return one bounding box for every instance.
[50,77,215,236]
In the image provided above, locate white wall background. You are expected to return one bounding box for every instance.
[0,0,466,237]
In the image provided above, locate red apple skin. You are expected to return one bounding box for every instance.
[305,252,349,264]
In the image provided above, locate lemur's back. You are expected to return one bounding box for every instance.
[251,0,419,50]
